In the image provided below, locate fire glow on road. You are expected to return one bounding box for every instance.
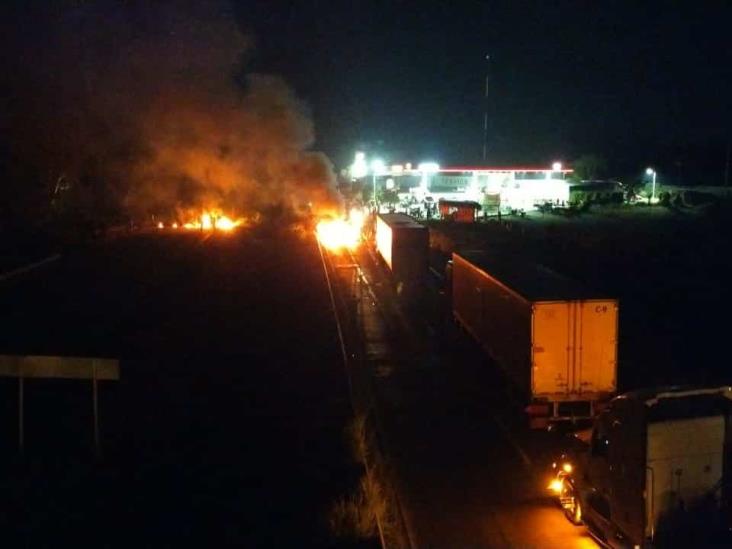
[316,209,366,252]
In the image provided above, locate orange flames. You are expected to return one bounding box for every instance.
[316,208,366,252]
[157,210,246,232]
[183,211,245,231]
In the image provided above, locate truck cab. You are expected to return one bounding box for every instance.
[553,386,732,548]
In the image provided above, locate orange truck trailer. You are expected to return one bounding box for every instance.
[451,251,618,427]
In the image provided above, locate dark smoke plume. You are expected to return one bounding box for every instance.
[1,1,340,227]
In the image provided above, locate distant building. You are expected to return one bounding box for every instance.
[438,199,481,222]
[364,164,573,215]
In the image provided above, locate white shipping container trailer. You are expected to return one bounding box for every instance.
[452,251,618,426]
[375,214,429,300]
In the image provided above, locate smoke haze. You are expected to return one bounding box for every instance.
[1,1,340,226]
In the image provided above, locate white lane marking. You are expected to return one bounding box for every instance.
[0,254,61,282]
[429,266,444,281]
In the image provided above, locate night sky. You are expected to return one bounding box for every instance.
[2,1,731,183]
[239,1,732,180]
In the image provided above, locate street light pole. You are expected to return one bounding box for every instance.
[482,54,491,162]
[372,172,377,213]
[370,159,385,213]
[646,167,657,205]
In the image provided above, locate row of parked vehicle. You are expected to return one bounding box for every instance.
[373,212,732,548]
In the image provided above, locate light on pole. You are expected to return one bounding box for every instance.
[371,159,385,212]
[482,53,491,162]
[418,162,440,194]
[646,167,657,204]
[350,151,368,179]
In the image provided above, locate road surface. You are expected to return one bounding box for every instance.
[325,244,599,548]
[0,229,359,548]
[0,226,598,547]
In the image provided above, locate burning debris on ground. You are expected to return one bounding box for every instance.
[154,210,247,232]
[3,2,731,548]
[316,208,367,252]
[2,1,341,244]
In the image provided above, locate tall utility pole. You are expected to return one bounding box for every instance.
[725,141,730,187]
[482,54,491,162]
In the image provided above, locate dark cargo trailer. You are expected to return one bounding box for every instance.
[452,250,618,426]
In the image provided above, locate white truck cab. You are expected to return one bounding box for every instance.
[553,386,732,548]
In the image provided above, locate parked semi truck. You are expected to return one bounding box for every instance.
[375,213,428,301]
[551,386,732,548]
[451,251,618,427]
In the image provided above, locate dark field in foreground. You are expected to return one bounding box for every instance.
[0,229,357,547]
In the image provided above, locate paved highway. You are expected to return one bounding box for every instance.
[0,226,599,547]
[325,244,599,548]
